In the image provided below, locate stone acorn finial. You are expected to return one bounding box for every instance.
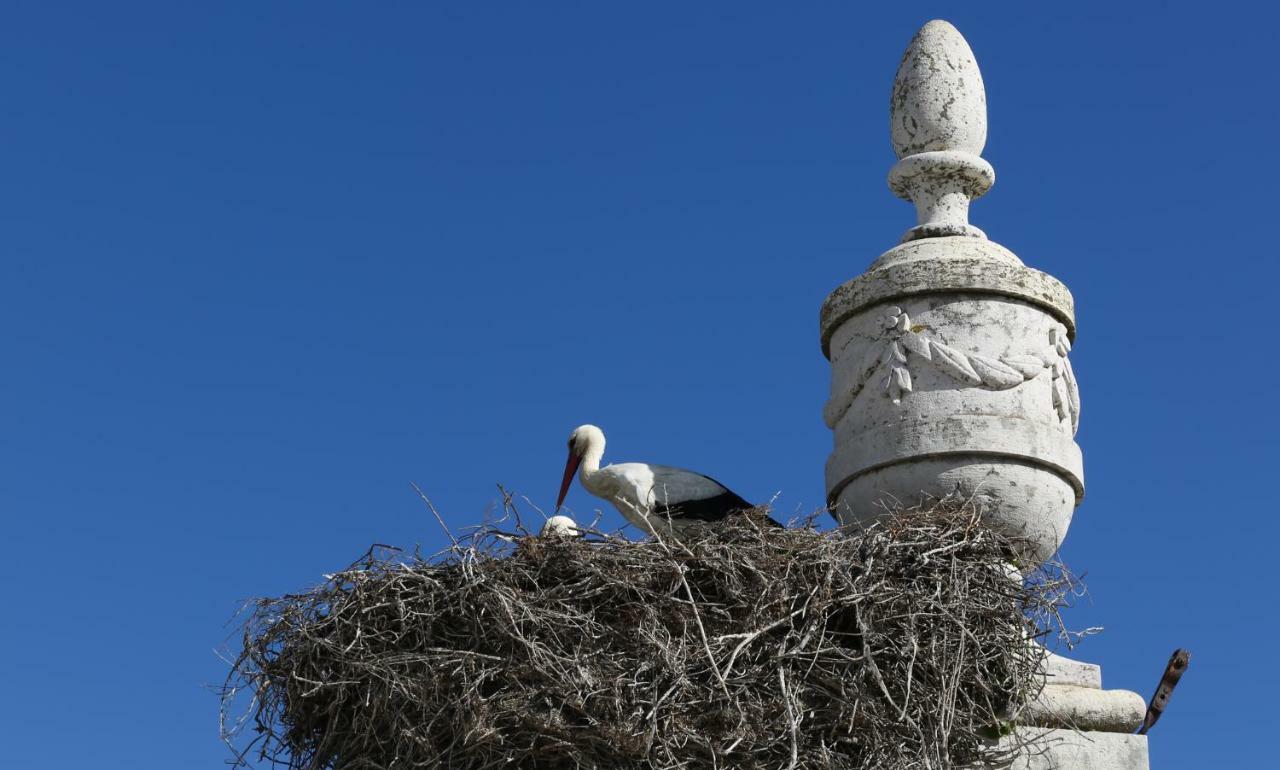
[888,20,994,242]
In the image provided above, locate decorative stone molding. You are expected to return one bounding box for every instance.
[821,20,1084,567]
[823,305,1080,435]
[1018,685,1146,734]
[819,239,1076,354]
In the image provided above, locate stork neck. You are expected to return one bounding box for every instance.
[577,440,606,493]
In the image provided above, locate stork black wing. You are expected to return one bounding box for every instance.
[653,487,755,522]
[650,472,784,527]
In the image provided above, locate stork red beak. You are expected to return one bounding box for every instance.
[555,448,582,512]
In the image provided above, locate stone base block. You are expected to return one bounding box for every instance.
[1001,727,1149,770]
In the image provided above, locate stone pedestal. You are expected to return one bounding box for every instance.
[987,654,1149,768]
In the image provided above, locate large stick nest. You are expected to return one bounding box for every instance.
[223,504,1076,769]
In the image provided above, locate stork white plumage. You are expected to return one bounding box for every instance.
[554,424,773,536]
[540,514,582,538]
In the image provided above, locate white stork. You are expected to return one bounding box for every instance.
[554,424,775,536]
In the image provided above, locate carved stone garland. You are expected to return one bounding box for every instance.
[822,306,1080,434]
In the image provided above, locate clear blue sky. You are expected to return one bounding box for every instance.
[1,3,1273,766]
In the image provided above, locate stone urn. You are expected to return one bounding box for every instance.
[821,20,1082,567]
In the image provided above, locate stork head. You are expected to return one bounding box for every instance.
[556,424,605,512]
[540,514,583,538]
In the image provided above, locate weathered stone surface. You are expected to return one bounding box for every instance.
[890,20,987,158]
[1042,650,1103,689]
[998,727,1150,770]
[833,460,1076,566]
[1020,685,1147,733]
[819,238,1076,356]
[889,20,993,241]
[889,150,994,241]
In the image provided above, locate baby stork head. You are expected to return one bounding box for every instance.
[540,514,583,538]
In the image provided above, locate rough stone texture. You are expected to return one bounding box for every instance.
[890,20,987,158]
[820,238,1076,357]
[1020,685,1147,733]
[999,728,1150,770]
[890,150,994,241]
[833,459,1076,566]
[1042,650,1102,689]
[889,20,993,241]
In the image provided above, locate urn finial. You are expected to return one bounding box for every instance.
[888,20,994,242]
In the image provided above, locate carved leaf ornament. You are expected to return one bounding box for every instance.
[824,307,1080,434]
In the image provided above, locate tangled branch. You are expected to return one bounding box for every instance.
[222,503,1081,769]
